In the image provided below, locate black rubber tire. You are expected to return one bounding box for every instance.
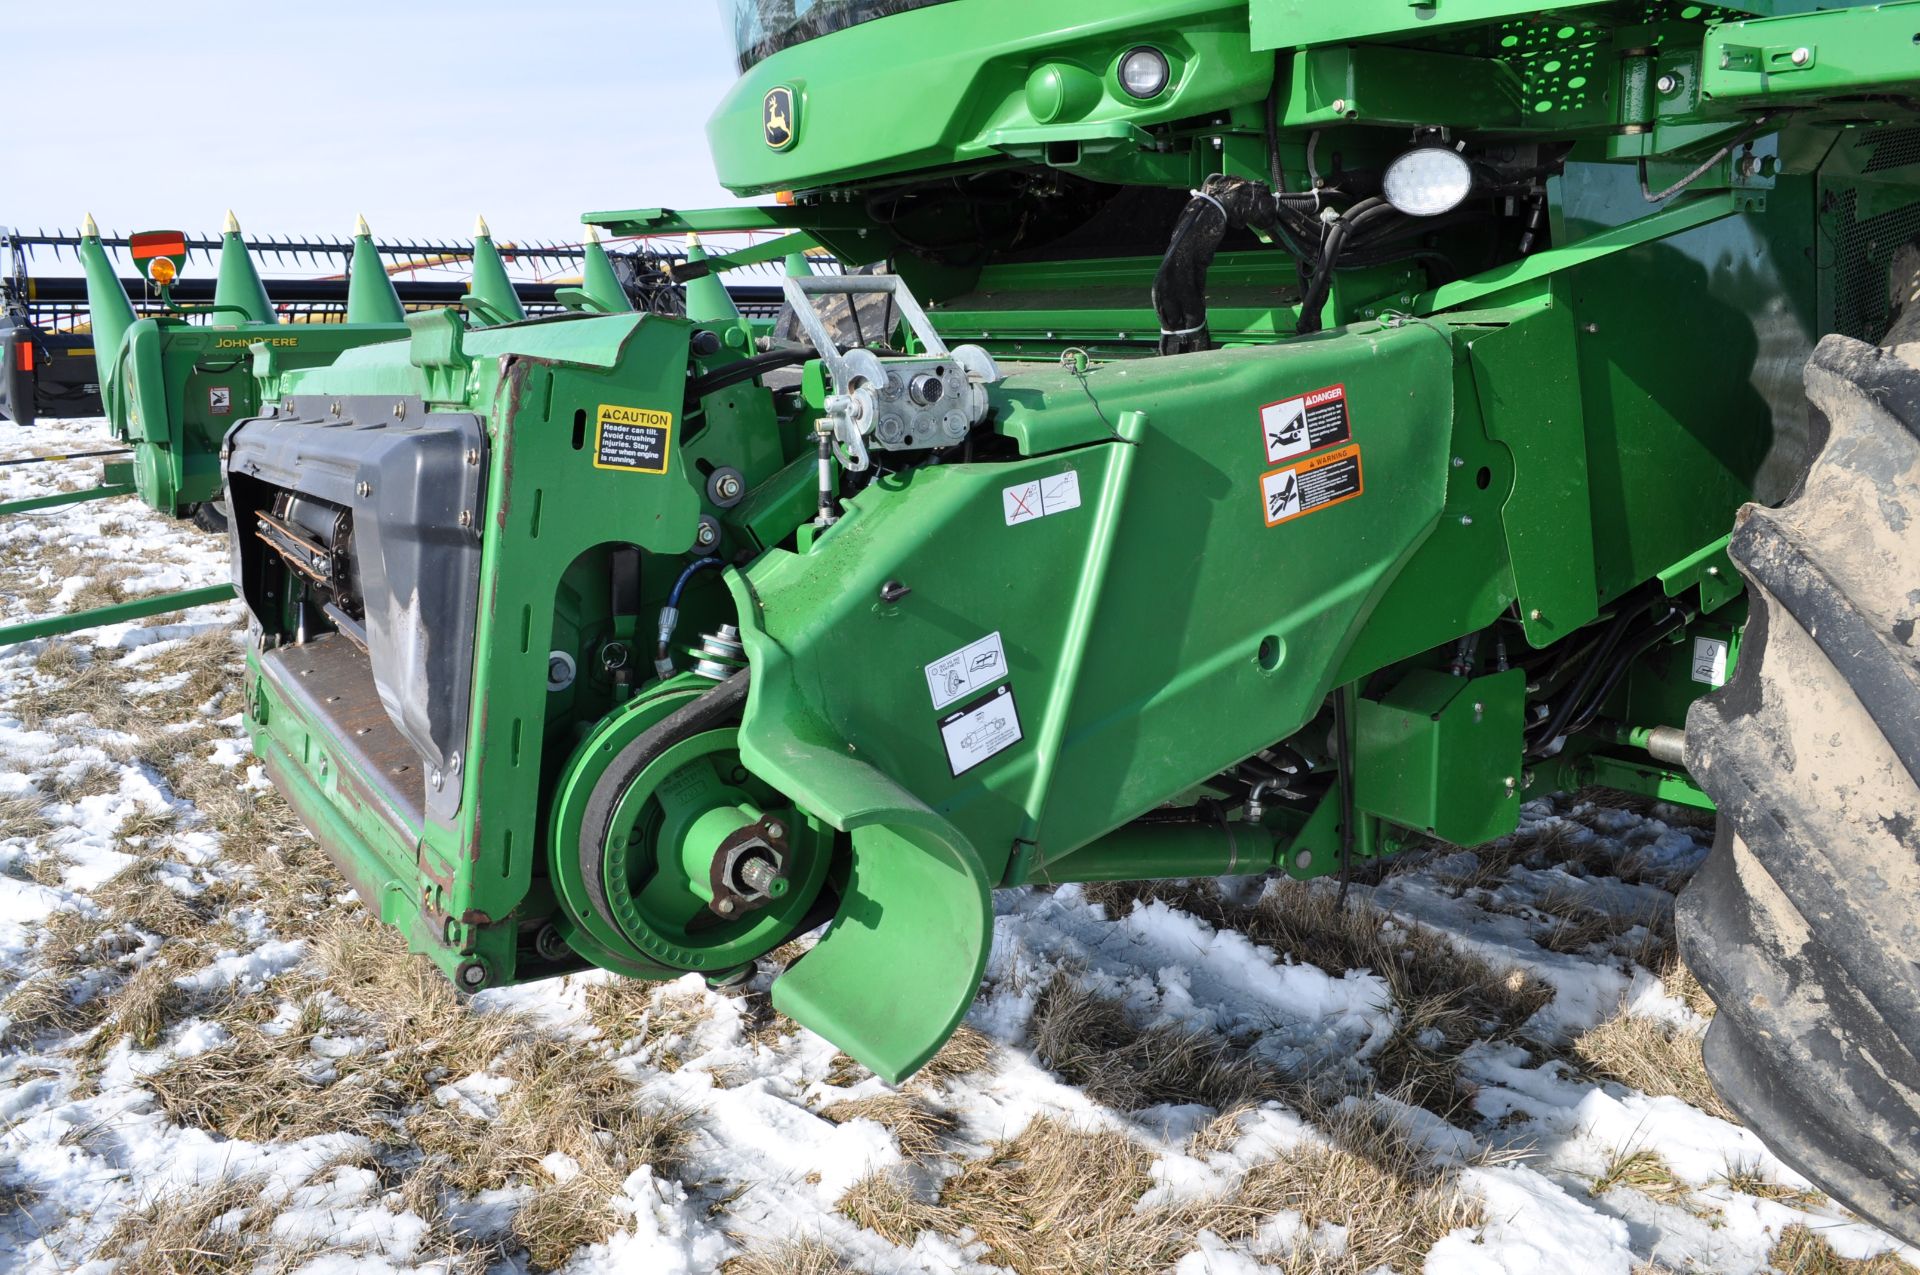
[189,501,229,535]
[1680,329,1920,1243]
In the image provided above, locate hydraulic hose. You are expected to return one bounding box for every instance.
[654,556,728,680]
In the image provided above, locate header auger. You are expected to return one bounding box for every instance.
[208,0,1918,1242]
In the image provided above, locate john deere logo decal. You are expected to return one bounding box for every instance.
[764,85,797,150]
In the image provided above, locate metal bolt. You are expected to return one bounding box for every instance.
[458,510,473,528]
[356,481,372,498]
[1707,565,1720,576]
[879,580,911,604]
[459,963,487,988]
[765,822,784,840]
[549,655,570,683]
[695,521,719,547]
[1331,98,1348,114]
[1294,849,1314,870]
[393,401,407,420]
[1582,323,1600,334]
[716,898,735,915]
[1656,74,1677,94]
[1451,456,1465,468]
[1460,515,1474,526]
[1529,608,1544,621]
[465,448,480,466]
[715,473,743,501]
[329,400,342,417]
[431,769,443,791]
[1791,46,1810,65]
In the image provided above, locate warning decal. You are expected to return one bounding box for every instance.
[1262,444,1363,528]
[208,386,232,416]
[1260,383,1351,464]
[939,683,1023,776]
[925,631,1008,711]
[593,404,672,474]
[1003,470,1083,526]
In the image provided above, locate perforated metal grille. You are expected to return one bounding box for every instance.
[1435,3,1742,123]
[1829,188,1920,341]
[1864,129,1920,174]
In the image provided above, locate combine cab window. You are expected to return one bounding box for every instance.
[721,0,959,71]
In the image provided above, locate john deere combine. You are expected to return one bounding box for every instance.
[215,0,1919,1239]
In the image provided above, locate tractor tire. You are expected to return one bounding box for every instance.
[190,501,229,535]
[1679,317,1920,1243]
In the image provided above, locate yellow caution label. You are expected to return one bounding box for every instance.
[593,404,672,474]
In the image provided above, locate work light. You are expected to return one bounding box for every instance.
[1383,145,1475,217]
[1118,46,1171,99]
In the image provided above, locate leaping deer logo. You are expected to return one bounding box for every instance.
[764,87,796,150]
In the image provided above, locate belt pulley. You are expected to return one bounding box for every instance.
[548,670,833,981]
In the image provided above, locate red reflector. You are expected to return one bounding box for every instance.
[16,340,33,372]
[129,230,187,259]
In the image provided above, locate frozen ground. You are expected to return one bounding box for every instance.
[0,418,1913,1274]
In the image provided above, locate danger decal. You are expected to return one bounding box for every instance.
[1260,383,1351,464]
[1261,444,1364,528]
[593,404,672,474]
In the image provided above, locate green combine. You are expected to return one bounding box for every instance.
[213,0,1919,1240]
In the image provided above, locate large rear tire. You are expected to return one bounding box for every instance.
[1679,316,1920,1242]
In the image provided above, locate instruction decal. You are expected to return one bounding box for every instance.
[1691,637,1730,688]
[939,683,1023,776]
[925,631,1008,711]
[1261,444,1364,528]
[1260,383,1351,464]
[207,386,232,416]
[592,403,672,474]
[1003,470,1082,525]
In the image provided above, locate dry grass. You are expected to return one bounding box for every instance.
[1716,1160,1828,1211]
[0,971,104,1048]
[0,793,53,843]
[1082,879,1554,1116]
[134,630,244,710]
[97,1176,268,1274]
[90,956,190,1052]
[820,1091,956,1161]
[92,860,205,937]
[725,1238,869,1275]
[838,1168,941,1246]
[1590,1146,1699,1211]
[41,760,122,804]
[19,848,70,887]
[584,978,713,1069]
[66,567,132,615]
[143,1010,394,1142]
[894,1100,1481,1275]
[1027,970,1285,1113]
[1572,1007,1735,1123]
[1768,1224,1920,1274]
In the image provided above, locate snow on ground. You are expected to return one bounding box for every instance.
[0,418,1914,1273]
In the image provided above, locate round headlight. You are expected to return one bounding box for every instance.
[1383,146,1475,217]
[1118,46,1171,100]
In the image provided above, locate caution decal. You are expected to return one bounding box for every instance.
[593,404,672,474]
[1259,383,1351,464]
[1261,444,1363,528]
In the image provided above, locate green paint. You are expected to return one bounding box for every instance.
[215,2,1920,1079]
[0,584,234,647]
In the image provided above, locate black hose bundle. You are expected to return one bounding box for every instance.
[1151,175,1287,355]
[1152,173,1421,352]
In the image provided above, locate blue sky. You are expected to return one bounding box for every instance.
[5,1,748,250]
